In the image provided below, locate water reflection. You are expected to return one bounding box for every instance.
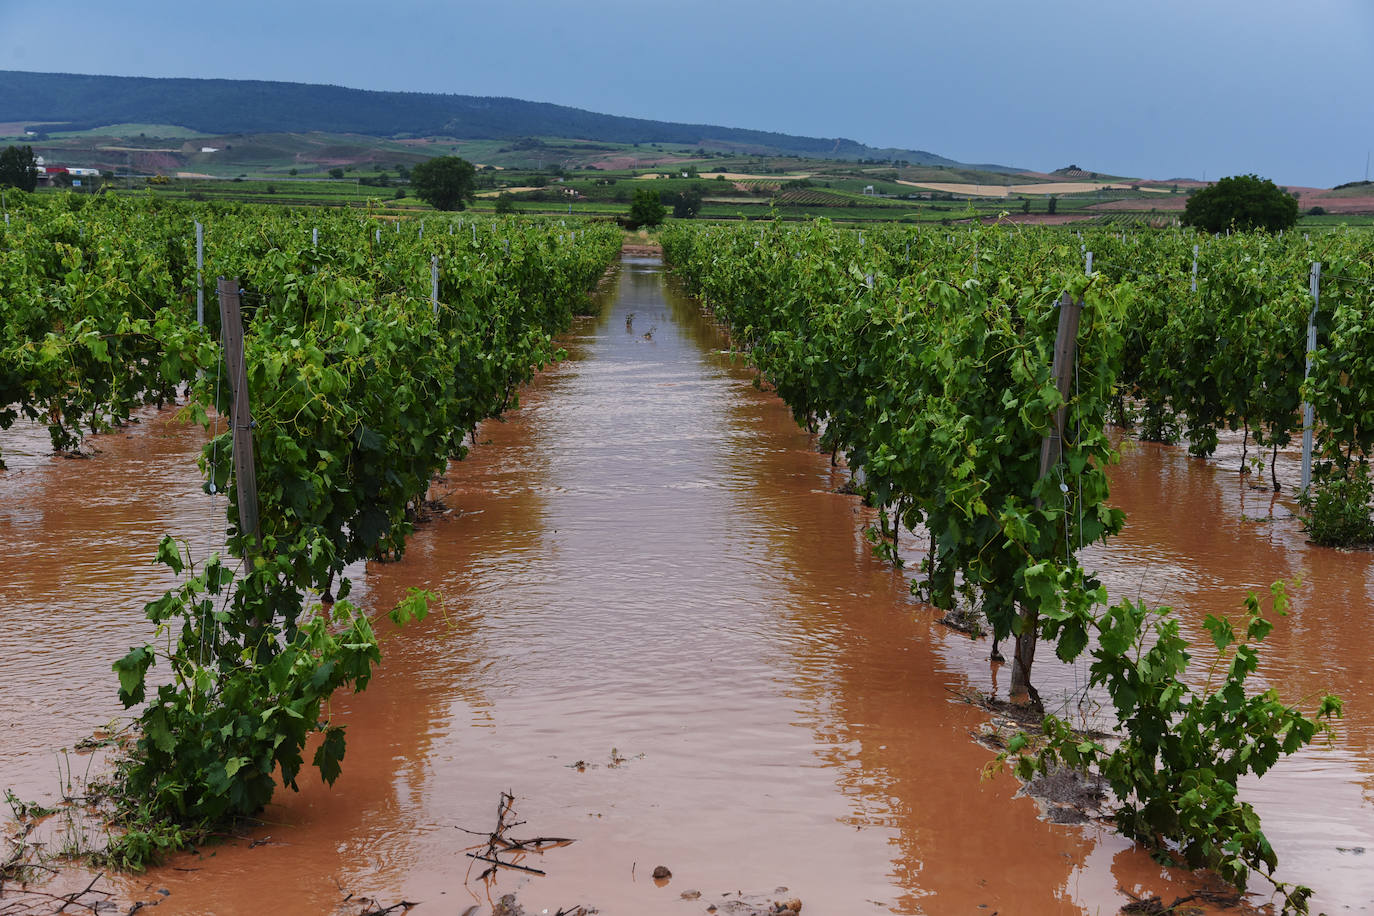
[1,256,1369,914]
[1091,438,1374,908]
[0,409,223,800]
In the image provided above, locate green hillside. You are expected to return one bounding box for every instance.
[0,69,1002,168]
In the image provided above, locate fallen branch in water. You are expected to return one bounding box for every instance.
[56,872,108,915]
[502,836,572,852]
[460,791,574,882]
[0,873,111,915]
[333,875,418,916]
[464,853,545,876]
[357,900,417,916]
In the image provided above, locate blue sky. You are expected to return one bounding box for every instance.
[1,0,1371,187]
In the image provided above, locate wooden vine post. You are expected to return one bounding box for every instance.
[217,277,260,551]
[1010,290,1083,705]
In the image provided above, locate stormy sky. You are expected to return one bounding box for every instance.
[1,0,1371,187]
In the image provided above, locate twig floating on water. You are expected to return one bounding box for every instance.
[465,853,546,876]
[358,901,417,916]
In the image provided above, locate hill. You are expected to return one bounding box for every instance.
[0,69,1011,169]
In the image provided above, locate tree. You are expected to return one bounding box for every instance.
[629,188,666,228]
[409,156,477,211]
[329,167,345,179]
[1047,196,1057,215]
[0,145,39,192]
[672,187,703,219]
[494,192,517,215]
[1182,174,1298,233]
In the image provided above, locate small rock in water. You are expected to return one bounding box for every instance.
[681,889,702,899]
[652,865,672,879]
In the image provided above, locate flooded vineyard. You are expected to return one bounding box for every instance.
[1,254,1370,915]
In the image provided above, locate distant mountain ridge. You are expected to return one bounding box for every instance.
[0,69,1014,170]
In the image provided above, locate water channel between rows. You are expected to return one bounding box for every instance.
[1,254,1370,915]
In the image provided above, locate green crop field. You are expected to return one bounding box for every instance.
[9,132,1369,229]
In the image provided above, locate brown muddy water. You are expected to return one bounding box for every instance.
[1,255,1370,915]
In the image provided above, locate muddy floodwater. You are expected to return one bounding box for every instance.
[1,254,1371,915]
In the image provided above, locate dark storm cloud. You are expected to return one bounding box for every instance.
[1,0,1370,186]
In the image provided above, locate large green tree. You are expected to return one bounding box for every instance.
[0,145,39,192]
[629,188,666,228]
[672,187,704,219]
[1183,174,1298,233]
[409,156,477,211]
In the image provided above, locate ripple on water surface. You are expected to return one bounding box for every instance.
[2,257,1371,914]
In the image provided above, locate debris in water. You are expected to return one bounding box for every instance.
[356,899,418,916]
[607,747,643,768]
[698,888,807,916]
[459,791,574,882]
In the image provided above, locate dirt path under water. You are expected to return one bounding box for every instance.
[1,255,1370,915]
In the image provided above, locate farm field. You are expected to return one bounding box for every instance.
[2,247,1373,914]
[35,177,1364,228]
[2,203,1374,915]
[14,121,1374,227]
[896,179,1174,197]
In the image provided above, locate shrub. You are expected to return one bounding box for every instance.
[1300,466,1374,547]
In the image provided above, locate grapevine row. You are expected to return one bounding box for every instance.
[1,194,622,860]
[661,220,1347,909]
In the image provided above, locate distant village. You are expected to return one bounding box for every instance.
[32,155,101,184]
